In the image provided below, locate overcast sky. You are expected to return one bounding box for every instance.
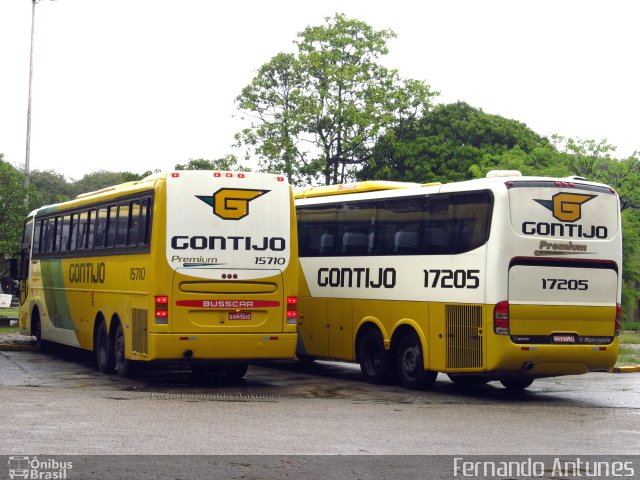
[0,0,638,181]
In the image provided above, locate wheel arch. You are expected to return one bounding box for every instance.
[354,317,387,363]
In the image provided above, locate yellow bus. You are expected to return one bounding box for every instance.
[294,171,622,390]
[11,171,298,378]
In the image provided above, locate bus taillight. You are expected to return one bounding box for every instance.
[615,303,622,336]
[155,295,169,324]
[286,296,297,324]
[494,301,510,335]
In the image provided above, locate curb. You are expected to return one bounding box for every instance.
[0,342,36,352]
[609,365,640,374]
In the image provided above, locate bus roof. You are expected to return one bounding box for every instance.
[294,180,439,199]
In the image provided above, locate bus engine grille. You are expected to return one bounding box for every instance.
[446,305,483,369]
[131,308,149,355]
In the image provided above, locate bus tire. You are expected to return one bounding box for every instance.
[222,363,249,381]
[31,311,47,352]
[358,328,392,384]
[95,321,115,374]
[395,331,437,390]
[114,322,137,378]
[500,377,534,390]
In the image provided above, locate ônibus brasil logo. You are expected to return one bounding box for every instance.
[196,188,269,220]
[534,193,595,222]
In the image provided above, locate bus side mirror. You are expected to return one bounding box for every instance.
[9,258,20,281]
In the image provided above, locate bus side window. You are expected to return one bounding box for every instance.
[297,204,337,257]
[337,201,375,256]
[450,192,492,253]
[116,202,131,247]
[376,197,423,255]
[105,205,117,248]
[86,209,96,250]
[140,198,151,246]
[128,200,141,247]
[60,214,72,252]
[94,207,109,248]
[42,219,54,254]
[424,196,452,254]
[33,220,42,255]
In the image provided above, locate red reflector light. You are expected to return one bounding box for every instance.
[277,176,285,182]
[614,303,622,336]
[494,301,510,335]
[171,172,180,178]
[155,295,169,321]
[286,296,297,320]
[214,172,221,177]
[226,172,233,177]
[238,173,245,178]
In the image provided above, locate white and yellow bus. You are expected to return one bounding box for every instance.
[12,171,298,378]
[294,171,621,390]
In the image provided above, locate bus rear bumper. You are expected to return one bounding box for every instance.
[487,340,619,377]
[137,333,298,361]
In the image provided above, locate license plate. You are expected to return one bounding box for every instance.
[228,311,252,321]
[552,334,576,344]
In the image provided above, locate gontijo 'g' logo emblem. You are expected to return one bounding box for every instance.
[535,193,596,222]
[196,188,269,220]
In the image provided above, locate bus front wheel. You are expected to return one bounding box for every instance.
[358,328,392,384]
[31,313,47,352]
[114,323,137,378]
[95,321,115,374]
[395,331,437,390]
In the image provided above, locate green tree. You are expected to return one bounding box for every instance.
[236,13,436,185]
[175,155,248,171]
[0,157,31,277]
[71,170,145,197]
[29,169,76,205]
[362,102,556,183]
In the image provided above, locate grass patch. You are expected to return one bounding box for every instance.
[620,332,640,344]
[616,345,640,367]
[621,321,640,331]
[0,325,19,334]
[0,307,18,318]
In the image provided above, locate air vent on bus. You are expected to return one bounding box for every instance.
[446,305,483,369]
[132,308,148,355]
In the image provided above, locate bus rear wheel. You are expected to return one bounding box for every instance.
[114,322,137,378]
[500,377,534,390]
[95,321,115,374]
[358,328,392,384]
[395,331,437,390]
[221,363,249,382]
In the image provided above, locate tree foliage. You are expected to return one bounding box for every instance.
[0,157,31,276]
[361,102,559,182]
[236,13,437,185]
[175,155,248,171]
